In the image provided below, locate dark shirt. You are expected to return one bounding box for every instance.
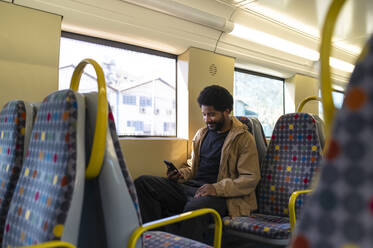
[195,129,229,184]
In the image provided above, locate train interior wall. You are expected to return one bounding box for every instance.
[2,2,321,179]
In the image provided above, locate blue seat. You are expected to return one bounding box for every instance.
[0,100,34,243]
[224,113,324,246]
[291,37,373,248]
[2,90,86,247]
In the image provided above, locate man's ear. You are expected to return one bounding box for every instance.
[224,109,232,116]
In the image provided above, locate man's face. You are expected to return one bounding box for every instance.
[201,105,228,131]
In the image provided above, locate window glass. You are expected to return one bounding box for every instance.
[59,33,177,136]
[234,70,284,137]
[319,90,344,119]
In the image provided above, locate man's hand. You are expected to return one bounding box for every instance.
[167,169,183,181]
[194,184,217,198]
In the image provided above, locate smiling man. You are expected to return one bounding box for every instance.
[134,85,260,243]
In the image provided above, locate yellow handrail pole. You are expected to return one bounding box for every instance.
[320,0,346,140]
[288,189,312,233]
[20,241,76,248]
[69,59,108,179]
[128,208,222,248]
[296,96,322,112]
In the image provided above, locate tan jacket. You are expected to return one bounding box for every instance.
[178,117,260,217]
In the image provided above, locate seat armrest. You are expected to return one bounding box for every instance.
[289,189,312,232]
[20,241,75,248]
[128,208,222,248]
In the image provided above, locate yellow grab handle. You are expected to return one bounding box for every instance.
[128,208,222,248]
[20,241,76,248]
[69,59,108,179]
[288,189,312,233]
[297,96,322,112]
[320,0,346,140]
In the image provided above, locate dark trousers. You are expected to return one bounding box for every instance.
[134,175,227,243]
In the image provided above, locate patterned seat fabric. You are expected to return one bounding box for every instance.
[0,101,29,242]
[223,214,290,239]
[291,37,373,248]
[107,109,213,248]
[143,231,212,248]
[225,113,323,240]
[3,90,81,246]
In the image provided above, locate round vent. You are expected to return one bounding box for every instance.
[209,64,217,76]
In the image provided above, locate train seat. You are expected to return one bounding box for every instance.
[291,37,373,248]
[0,100,35,242]
[312,114,325,150]
[235,116,267,167]
[2,90,86,247]
[223,113,323,246]
[79,92,219,248]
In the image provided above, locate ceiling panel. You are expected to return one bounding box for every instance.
[221,0,373,55]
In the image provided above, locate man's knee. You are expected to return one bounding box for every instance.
[183,196,227,214]
[183,197,211,212]
[134,175,153,186]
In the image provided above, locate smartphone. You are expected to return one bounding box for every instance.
[163,160,178,172]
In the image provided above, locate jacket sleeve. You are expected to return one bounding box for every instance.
[213,133,260,197]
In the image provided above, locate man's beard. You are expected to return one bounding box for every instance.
[207,116,225,131]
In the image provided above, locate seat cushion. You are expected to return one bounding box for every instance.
[144,231,212,248]
[223,214,290,240]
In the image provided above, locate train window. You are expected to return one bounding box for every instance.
[319,90,345,119]
[234,69,284,137]
[59,32,177,137]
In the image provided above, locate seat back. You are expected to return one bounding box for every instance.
[257,113,323,217]
[235,116,267,167]
[77,92,142,248]
[0,101,34,241]
[291,37,373,247]
[2,90,86,247]
[312,114,326,150]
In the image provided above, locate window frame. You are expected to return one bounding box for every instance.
[233,68,285,137]
[60,31,178,138]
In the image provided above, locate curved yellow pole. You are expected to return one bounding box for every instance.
[288,189,312,233]
[128,208,222,248]
[320,0,346,139]
[20,241,75,248]
[296,96,322,112]
[69,59,108,179]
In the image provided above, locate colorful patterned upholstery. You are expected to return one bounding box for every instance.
[0,101,29,242]
[291,37,373,248]
[223,214,290,239]
[224,113,323,242]
[2,90,84,247]
[143,231,212,248]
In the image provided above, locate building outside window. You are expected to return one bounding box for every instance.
[234,69,284,137]
[123,95,137,105]
[59,32,177,136]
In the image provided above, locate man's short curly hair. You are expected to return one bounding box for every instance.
[197,85,233,112]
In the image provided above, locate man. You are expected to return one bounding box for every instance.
[134,85,260,242]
